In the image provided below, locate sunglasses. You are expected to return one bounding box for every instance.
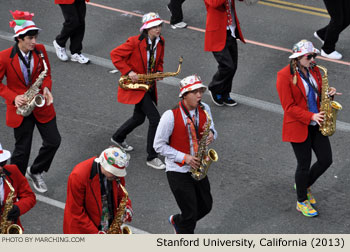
[305,53,317,60]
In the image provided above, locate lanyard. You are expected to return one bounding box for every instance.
[180,101,199,139]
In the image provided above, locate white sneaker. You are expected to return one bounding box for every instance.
[71,53,90,64]
[53,40,68,61]
[171,22,187,29]
[321,49,342,60]
[313,32,324,44]
[146,158,166,170]
[110,138,134,152]
[26,167,48,193]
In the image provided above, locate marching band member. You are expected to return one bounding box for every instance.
[0,143,36,233]
[276,40,341,217]
[63,146,133,234]
[0,11,61,193]
[154,75,217,234]
[110,12,166,170]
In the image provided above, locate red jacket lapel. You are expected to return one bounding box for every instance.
[10,54,26,86]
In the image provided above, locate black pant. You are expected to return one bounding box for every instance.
[168,0,186,24]
[11,115,61,176]
[112,92,160,161]
[209,30,238,98]
[167,171,213,234]
[291,125,332,202]
[317,0,350,53]
[56,0,86,54]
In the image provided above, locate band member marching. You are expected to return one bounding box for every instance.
[276,40,341,217]
[0,11,61,193]
[110,12,166,170]
[0,143,36,234]
[63,146,133,234]
[154,75,217,233]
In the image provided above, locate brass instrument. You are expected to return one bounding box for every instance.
[106,179,132,234]
[0,173,23,234]
[119,56,183,91]
[190,105,218,181]
[317,65,342,136]
[16,53,48,117]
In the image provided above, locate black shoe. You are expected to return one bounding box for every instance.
[209,91,224,106]
[223,96,237,107]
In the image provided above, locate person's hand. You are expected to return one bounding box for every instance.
[123,205,133,223]
[185,154,200,169]
[128,71,138,83]
[43,87,53,106]
[206,130,214,146]
[328,87,342,96]
[311,111,325,126]
[7,205,20,221]
[14,95,27,107]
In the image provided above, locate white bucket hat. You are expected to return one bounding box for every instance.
[289,39,320,59]
[140,12,163,32]
[179,75,207,98]
[0,143,11,163]
[95,147,130,177]
[9,10,41,38]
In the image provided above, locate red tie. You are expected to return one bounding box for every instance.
[187,116,198,155]
[226,0,233,26]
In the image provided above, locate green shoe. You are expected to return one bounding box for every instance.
[296,200,318,217]
[294,184,316,205]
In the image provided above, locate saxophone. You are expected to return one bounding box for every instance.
[0,173,23,234]
[16,53,48,117]
[106,179,132,234]
[119,56,183,91]
[190,104,218,181]
[317,65,342,136]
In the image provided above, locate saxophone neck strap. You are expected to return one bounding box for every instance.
[180,101,199,139]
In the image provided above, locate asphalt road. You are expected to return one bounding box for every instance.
[0,0,349,234]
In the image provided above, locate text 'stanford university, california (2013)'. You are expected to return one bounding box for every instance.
[156,238,310,248]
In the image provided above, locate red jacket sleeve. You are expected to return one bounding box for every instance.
[110,38,137,76]
[0,52,18,104]
[11,166,36,215]
[63,172,99,234]
[276,70,313,125]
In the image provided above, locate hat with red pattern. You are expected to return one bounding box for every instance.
[0,143,11,163]
[179,75,207,98]
[95,147,129,177]
[140,12,163,32]
[9,10,41,38]
[289,39,320,59]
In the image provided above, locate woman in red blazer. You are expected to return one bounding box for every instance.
[0,144,36,233]
[276,40,340,218]
[110,12,165,170]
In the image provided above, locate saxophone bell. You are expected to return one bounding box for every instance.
[34,94,45,108]
[7,224,23,234]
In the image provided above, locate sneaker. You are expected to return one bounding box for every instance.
[313,31,324,44]
[168,215,178,234]
[296,200,318,217]
[53,40,68,61]
[321,49,342,60]
[171,22,188,29]
[26,167,48,193]
[70,53,90,64]
[223,96,237,107]
[294,184,316,205]
[146,158,166,170]
[110,138,133,152]
[209,91,224,106]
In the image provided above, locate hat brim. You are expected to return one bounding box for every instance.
[13,27,41,38]
[289,48,320,59]
[140,20,163,32]
[179,84,207,97]
[0,150,11,162]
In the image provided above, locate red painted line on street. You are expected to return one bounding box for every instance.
[87,2,350,66]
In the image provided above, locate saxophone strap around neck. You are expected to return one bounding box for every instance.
[180,101,200,140]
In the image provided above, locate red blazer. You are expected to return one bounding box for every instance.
[0,44,56,128]
[1,165,36,231]
[276,65,322,143]
[54,0,89,4]
[204,0,246,52]
[110,34,165,104]
[63,157,132,234]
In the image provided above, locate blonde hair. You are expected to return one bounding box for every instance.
[290,58,298,85]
